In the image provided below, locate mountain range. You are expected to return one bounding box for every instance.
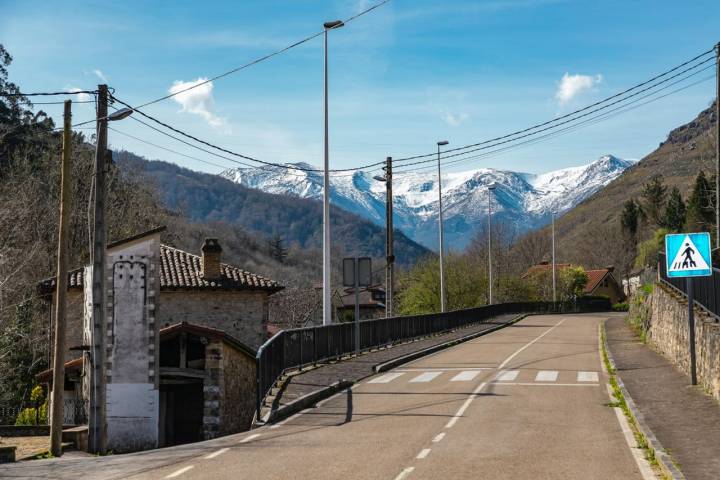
[222,155,634,250]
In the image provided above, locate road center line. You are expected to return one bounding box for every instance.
[165,466,194,478]
[497,318,566,370]
[240,433,261,443]
[432,432,446,443]
[204,447,229,459]
[394,467,415,480]
[416,448,431,459]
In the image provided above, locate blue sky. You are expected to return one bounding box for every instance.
[2,0,718,177]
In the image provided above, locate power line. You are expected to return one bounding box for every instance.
[0,90,96,97]
[390,54,716,170]
[391,48,716,164]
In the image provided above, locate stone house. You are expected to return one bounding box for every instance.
[37,227,283,451]
[337,286,386,321]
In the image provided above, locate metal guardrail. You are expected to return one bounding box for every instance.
[659,252,720,320]
[255,298,611,421]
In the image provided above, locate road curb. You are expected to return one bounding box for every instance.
[263,379,355,425]
[260,314,528,427]
[373,314,529,373]
[602,319,685,480]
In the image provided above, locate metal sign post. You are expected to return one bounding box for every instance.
[343,257,372,355]
[665,232,713,385]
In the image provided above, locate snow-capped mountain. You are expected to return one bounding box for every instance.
[221,155,634,250]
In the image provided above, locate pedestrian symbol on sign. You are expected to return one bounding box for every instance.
[665,232,712,278]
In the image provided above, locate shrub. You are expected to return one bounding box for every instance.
[612,302,629,312]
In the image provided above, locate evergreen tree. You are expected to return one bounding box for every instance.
[685,171,714,232]
[662,187,686,232]
[640,176,667,227]
[620,199,640,240]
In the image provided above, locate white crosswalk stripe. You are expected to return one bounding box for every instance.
[535,370,559,382]
[577,371,599,382]
[495,370,519,381]
[410,372,442,383]
[368,372,405,384]
[450,370,482,382]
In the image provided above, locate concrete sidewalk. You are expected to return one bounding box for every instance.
[606,316,720,479]
[266,313,521,415]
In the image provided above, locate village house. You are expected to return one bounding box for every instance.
[37,227,283,451]
[522,262,625,304]
[337,285,386,321]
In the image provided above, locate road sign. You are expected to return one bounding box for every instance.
[665,232,712,278]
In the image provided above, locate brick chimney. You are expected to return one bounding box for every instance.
[201,238,223,280]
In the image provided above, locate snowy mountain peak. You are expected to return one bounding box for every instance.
[221,155,632,250]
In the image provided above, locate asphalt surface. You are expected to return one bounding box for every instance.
[1,313,648,480]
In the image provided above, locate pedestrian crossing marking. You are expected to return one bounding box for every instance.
[535,370,559,382]
[410,372,442,383]
[369,372,404,384]
[577,371,599,382]
[450,370,482,382]
[496,370,519,381]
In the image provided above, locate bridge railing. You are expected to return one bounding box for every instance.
[255,298,611,421]
[658,252,720,320]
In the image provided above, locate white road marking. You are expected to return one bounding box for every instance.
[535,370,559,382]
[203,448,229,459]
[495,370,519,381]
[497,318,567,370]
[396,367,489,372]
[368,372,405,384]
[577,371,599,382]
[451,370,482,382]
[445,382,487,429]
[416,448,431,459]
[240,433,261,443]
[432,432,446,443]
[165,466,194,478]
[410,371,442,383]
[394,467,415,480]
[492,383,599,387]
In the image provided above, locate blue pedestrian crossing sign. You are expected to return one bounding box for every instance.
[665,232,713,278]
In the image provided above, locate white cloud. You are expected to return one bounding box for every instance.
[441,112,469,127]
[555,73,602,105]
[93,69,108,82]
[65,87,92,102]
[168,78,227,129]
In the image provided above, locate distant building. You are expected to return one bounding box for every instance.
[337,286,386,321]
[522,262,625,304]
[37,227,283,452]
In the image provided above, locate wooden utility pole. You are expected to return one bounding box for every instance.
[89,84,108,454]
[384,157,394,318]
[50,100,72,457]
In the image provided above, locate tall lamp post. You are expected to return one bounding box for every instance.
[552,211,557,305]
[322,20,344,326]
[437,140,449,312]
[487,184,496,305]
[373,157,394,318]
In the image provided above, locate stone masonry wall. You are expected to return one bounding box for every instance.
[648,284,720,401]
[202,340,222,440]
[158,291,268,349]
[219,343,256,436]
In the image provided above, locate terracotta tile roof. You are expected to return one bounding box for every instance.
[36,357,83,383]
[584,268,612,293]
[40,244,283,294]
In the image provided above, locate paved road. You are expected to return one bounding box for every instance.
[1,314,650,480]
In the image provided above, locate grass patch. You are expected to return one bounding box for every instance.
[601,322,670,478]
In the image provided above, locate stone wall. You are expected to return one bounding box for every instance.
[159,291,268,349]
[646,284,720,401]
[47,288,86,363]
[219,343,256,435]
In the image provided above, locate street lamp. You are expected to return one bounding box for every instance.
[552,211,557,305]
[437,140,449,313]
[108,107,133,122]
[373,158,394,318]
[322,19,344,326]
[487,183,496,305]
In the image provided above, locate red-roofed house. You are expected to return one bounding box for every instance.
[522,262,625,304]
[38,227,283,451]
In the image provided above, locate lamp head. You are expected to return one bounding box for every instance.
[437,140,449,146]
[324,20,345,29]
[108,108,133,121]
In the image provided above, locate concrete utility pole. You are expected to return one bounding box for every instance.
[552,212,557,305]
[436,141,449,312]
[322,20,344,326]
[90,84,108,454]
[487,184,496,305]
[715,42,719,253]
[50,100,72,457]
[374,157,394,318]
